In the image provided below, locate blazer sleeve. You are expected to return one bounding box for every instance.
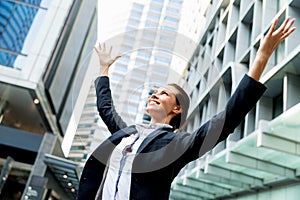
[95,76,127,134]
[177,74,267,162]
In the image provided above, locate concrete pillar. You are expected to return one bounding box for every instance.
[0,156,14,195]
[283,73,300,111]
[22,133,57,200]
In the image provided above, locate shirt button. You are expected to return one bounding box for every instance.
[150,124,156,129]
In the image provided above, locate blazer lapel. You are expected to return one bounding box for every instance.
[137,127,172,153]
[92,125,137,163]
[109,125,137,144]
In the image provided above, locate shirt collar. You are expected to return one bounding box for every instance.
[136,123,173,130]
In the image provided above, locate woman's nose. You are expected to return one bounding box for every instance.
[150,93,158,99]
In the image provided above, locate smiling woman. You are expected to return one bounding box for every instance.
[146,84,189,130]
[77,18,296,200]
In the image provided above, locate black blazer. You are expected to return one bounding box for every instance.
[77,74,266,200]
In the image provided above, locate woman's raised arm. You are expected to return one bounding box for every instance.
[94,43,127,133]
[249,17,296,81]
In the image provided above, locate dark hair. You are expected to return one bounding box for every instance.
[166,84,190,130]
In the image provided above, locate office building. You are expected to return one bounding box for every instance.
[170,0,300,199]
[0,0,97,199]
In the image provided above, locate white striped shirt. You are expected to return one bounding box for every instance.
[99,123,171,200]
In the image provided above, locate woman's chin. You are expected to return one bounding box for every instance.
[146,105,156,113]
[146,110,167,119]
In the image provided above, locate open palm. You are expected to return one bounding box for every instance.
[94,43,121,75]
[259,17,296,58]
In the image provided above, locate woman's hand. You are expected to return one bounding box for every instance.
[258,17,296,59]
[94,42,121,76]
[249,17,296,81]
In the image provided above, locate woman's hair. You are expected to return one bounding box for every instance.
[166,83,190,130]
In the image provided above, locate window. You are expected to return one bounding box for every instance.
[81,113,96,118]
[0,0,41,68]
[135,60,147,67]
[84,103,96,108]
[130,11,142,20]
[143,31,156,40]
[130,93,141,102]
[152,0,164,4]
[128,20,139,27]
[132,3,144,11]
[149,6,162,13]
[114,65,128,73]
[127,104,138,114]
[147,14,160,22]
[71,146,85,150]
[152,66,168,74]
[118,56,130,64]
[137,51,151,59]
[132,70,146,80]
[164,16,179,24]
[154,56,170,65]
[145,21,158,28]
[78,124,93,128]
[169,0,183,5]
[160,35,173,43]
[120,45,132,53]
[166,7,180,15]
[162,25,176,32]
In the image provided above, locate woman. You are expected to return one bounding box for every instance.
[78,18,296,200]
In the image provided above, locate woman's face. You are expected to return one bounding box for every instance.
[146,86,181,122]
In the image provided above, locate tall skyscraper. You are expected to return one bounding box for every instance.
[170,0,300,199]
[68,82,100,171]
[0,0,97,199]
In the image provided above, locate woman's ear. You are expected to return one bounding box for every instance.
[172,105,182,115]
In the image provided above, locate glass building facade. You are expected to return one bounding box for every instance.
[0,0,41,68]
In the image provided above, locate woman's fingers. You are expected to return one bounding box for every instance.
[94,42,111,54]
[278,17,290,33]
[258,17,296,58]
[282,26,296,40]
[94,43,103,54]
[93,45,99,54]
[282,18,296,37]
[264,17,296,47]
[272,17,296,37]
[268,17,278,36]
[94,42,122,68]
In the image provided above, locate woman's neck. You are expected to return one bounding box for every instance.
[150,117,171,125]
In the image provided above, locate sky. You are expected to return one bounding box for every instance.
[98,0,132,42]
